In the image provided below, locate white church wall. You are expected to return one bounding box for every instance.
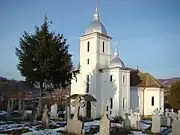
[130,87,144,114]
[97,36,111,68]
[160,89,165,112]
[119,69,130,116]
[100,68,119,117]
[144,87,162,116]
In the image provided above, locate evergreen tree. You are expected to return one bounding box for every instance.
[16,17,79,117]
[168,80,180,110]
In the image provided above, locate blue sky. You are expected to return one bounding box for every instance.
[0,0,180,80]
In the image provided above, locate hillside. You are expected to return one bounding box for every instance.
[158,77,180,88]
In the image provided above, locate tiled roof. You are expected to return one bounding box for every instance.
[130,70,165,88]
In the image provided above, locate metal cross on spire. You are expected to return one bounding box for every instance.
[95,0,98,12]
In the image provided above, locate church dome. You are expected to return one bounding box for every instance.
[85,8,107,35]
[110,49,125,68]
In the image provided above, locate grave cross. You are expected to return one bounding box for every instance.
[71,96,85,120]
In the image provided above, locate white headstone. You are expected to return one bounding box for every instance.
[177,110,180,120]
[130,113,137,128]
[161,116,171,127]
[67,119,83,134]
[165,108,169,116]
[100,111,110,135]
[151,114,161,133]
[169,109,178,123]
[50,103,58,118]
[123,113,131,129]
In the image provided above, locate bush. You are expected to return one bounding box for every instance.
[112,116,124,123]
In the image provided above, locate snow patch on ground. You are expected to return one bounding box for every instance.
[139,122,150,130]
[0,111,7,116]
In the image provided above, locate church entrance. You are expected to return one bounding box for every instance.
[86,101,91,118]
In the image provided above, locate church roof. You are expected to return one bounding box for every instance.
[85,8,107,35]
[110,49,125,68]
[130,70,165,88]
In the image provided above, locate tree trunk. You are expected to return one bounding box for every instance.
[37,81,43,119]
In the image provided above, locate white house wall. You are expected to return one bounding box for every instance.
[143,87,162,115]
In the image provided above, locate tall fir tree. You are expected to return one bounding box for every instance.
[168,80,180,110]
[16,16,79,117]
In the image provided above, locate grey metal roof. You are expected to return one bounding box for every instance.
[85,8,107,35]
[110,49,125,68]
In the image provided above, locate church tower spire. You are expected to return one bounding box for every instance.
[93,0,99,21]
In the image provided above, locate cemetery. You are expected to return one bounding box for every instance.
[0,94,179,135]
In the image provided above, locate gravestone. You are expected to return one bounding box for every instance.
[42,104,49,128]
[169,109,178,123]
[134,112,141,129]
[7,100,11,118]
[129,110,136,128]
[50,103,58,118]
[161,116,171,127]
[123,113,131,129]
[67,96,84,134]
[71,96,85,120]
[151,110,161,134]
[67,119,83,134]
[177,110,180,120]
[165,108,169,117]
[100,107,110,135]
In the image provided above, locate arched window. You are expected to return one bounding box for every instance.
[110,98,113,109]
[87,58,89,65]
[110,75,112,82]
[138,96,140,107]
[123,76,125,83]
[86,75,89,93]
[102,41,105,53]
[123,98,126,110]
[151,96,154,106]
[87,41,90,52]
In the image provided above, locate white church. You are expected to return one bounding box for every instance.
[71,7,165,118]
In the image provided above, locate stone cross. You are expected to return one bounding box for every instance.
[169,109,178,123]
[153,108,159,115]
[72,96,85,120]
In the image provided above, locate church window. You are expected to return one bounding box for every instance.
[87,41,90,52]
[123,75,125,83]
[123,98,126,110]
[106,106,108,111]
[103,42,105,53]
[151,96,154,106]
[110,75,112,82]
[86,75,89,93]
[110,98,113,109]
[138,96,140,107]
[87,59,89,65]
